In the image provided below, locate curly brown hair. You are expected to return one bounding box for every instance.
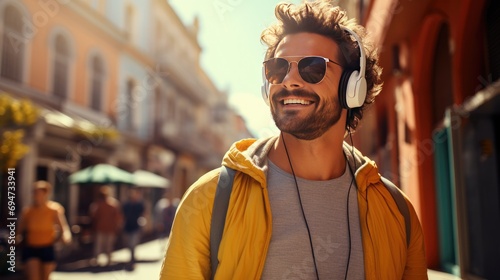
[261,1,383,131]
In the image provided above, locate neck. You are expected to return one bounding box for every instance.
[269,130,347,181]
[33,201,47,207]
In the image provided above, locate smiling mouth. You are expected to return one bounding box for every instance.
[282,98,312,105]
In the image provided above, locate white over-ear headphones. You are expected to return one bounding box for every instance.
[261,26,367,109]
[337,26,367,109]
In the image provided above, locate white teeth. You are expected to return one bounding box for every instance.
[283,99,311,105]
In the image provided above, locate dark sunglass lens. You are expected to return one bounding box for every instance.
[298,57,327,84]
[265,58,289,84]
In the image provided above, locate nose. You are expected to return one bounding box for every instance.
[281,61,304,90]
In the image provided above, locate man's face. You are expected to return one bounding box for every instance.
[268,32,344,140]
[33,188,48,205]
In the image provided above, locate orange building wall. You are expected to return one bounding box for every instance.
[411,12,444,269]
[411,0,486,268]
[364,0,488,269]
[22,0,120,115]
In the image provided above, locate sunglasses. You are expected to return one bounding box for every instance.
[263,56,342,85]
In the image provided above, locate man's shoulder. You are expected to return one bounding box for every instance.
[179,168,221,204]
[106,198,120,208]
[193,168,222,188]
[103,198,120,210]
[47,200,64,214]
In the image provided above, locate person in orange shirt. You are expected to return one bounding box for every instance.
[17,180,72,280]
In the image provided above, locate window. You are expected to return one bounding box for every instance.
[89,0,99,10]
[125,4,137,43]
[1,5,23,82]
[167,95,176,121]
[90,55,104,111]
[84,0,106,14]
[212,103,227,123]
[53,35,71,99]
[155,21,162,55]
[125,79,136,131]
[431,25,453,127]
[154,88,162,121]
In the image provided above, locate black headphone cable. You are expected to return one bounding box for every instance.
[281,133,320,280]
[281,132,357,280]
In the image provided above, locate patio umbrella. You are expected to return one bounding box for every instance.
[69,164,135,185]
[133,170,170,188]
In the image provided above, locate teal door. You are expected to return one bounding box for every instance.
[433,124,460,275]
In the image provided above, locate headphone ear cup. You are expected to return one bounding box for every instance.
[339,70,367,109]
[345,70,367,108]
[338,70,352,109]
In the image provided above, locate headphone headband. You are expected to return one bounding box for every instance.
[340,26,366,84]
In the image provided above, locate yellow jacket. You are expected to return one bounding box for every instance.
[160,137,428,279]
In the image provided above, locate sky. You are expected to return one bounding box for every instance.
[168,0,302,137]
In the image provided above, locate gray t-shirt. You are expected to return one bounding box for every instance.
[261,160,365,280]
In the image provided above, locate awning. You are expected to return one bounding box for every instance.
[69,164,134,185]
[133,170,170,188]
[459,79,500,115]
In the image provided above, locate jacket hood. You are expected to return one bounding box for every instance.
[343,141,384,194]
[221,137,276,187]
[222,135,383,190]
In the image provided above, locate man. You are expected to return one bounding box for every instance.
[122,188,145,266]
[155,196,180,239]
[89,185,122,266]
[160,1,427,279]
[18,181,72,280]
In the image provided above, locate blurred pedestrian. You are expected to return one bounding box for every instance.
[89,185,122,266]
[17,180,72,280]
[154,197,170,239]
[122,188,145,266]
[168,198,180,232]
[154,196,179,239]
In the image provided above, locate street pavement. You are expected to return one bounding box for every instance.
[51,238,168,280]
[4,237,462,279]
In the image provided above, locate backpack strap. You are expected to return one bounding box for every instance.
[210,166,236,280]
[381,176,411,247]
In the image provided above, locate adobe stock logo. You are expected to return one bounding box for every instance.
[212,0,243,21]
